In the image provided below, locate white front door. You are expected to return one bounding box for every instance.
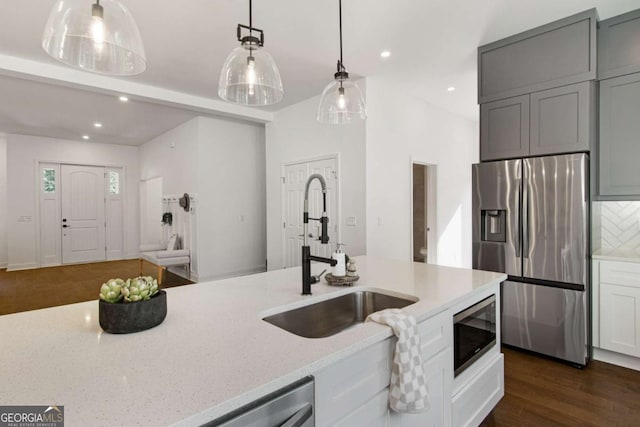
[61,165,106,264]
[283,157,338,268]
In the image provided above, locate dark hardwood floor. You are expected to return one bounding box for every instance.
[481,347,640,426]
[0,259,193,315]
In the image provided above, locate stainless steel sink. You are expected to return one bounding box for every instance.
[263,290,418,338]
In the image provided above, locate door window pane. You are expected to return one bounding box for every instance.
[43,168,55,193]
[109,171,120,195]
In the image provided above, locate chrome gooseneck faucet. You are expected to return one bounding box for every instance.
[302,174,337,295]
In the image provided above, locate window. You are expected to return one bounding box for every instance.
[43,168,55,193]
[109,171,120,195]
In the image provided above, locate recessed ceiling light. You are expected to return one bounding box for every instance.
[94,122,102,128]
[119,96,129,102]
[447,86,456,92]
[82,135,90,140]
[380,50,391,58]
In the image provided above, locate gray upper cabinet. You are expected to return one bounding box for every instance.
[598,9,640,80]
[480,95,530,161]
[599,73,640,198]
[478,9,597,104]
[530,82,594,156]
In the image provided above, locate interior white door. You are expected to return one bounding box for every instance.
[61,165,106,264]
[283,157,338,268]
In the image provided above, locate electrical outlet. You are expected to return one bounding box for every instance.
[346,216,357,226]
[377,216,383,226]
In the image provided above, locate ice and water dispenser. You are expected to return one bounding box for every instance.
[481,210,506,243]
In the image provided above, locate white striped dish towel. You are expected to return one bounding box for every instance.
[366,308,430,413]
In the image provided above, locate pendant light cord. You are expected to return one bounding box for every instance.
[339,0,343,70]
[249,0,253,36]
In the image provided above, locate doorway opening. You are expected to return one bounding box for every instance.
[411,162,437,264]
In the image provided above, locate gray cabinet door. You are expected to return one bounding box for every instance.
[480,95,530,161]
[530,82,593,156]
[598,9,640,80]
[478,9,596,103]
[599,73,640,197]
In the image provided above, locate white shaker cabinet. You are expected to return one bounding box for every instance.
[597,260,640,357]
[314,309,453,427]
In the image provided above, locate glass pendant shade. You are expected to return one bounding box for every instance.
[42,0,147,76]
[317,79,366,124]
[218,44,284,106]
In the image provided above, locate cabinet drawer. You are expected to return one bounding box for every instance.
[452,354,504,427]
[418,309,452,360]
[600,261,640,288]
[314,338,393,427]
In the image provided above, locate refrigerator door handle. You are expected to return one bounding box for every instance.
[522,174,529,259]
[515,185,521,258]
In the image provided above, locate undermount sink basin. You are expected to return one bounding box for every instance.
[263,290,418,338]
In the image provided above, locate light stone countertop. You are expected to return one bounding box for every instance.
[592,248,640,263]
[0,256,505,426]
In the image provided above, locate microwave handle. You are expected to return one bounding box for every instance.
[453,295,496,323]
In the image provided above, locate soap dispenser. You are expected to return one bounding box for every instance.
[332,243,346,277]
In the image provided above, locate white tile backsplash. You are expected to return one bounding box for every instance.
[593,201,640,255]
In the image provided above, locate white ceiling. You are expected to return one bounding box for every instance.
[0,74,200,145]
[0,0,638,144]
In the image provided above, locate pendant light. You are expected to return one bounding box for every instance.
[42,0,147,76]
[218,0,284,106]
[317,0,366,124]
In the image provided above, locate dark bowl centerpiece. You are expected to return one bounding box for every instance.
[98,276,167,334]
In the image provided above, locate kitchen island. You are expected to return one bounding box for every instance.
[0,256,505,426]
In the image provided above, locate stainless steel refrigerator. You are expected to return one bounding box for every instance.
[472,153,589,366]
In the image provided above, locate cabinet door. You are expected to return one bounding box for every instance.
[599,73,640,197]
[480,95,530,161]
[600,283,640,357]
[314,338,393,427]
[530,82,593,156]
[478,9,596,103]
[390,348,453,427]
[598,9,640,80]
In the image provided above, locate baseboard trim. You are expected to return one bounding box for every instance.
[593,347,640,372]
[7,262,39,272]
[199,265,267,282]
[0,261,7,269]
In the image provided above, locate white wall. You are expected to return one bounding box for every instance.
[265,83,367,271]
[139,118,199,195]
[0,135,7,268]
[6,134,140,270]
[139,116,267,281]
[366,76,477,268]
[198,117,266,279]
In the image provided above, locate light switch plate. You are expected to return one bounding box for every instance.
[346,216,357,226]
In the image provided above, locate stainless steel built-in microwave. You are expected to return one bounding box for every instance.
[453,295,497,377]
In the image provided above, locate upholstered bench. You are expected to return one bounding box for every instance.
[139,235,190,284]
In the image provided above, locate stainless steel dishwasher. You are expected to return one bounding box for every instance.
[207,377,314,427]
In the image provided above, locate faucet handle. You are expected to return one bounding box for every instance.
[310,269,327,285]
